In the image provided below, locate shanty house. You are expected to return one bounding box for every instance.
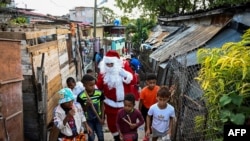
[147,4,250,141]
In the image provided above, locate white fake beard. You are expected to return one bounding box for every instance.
[103,65,123,90]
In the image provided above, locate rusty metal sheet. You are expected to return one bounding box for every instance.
[150,25,223,63]
[0,83,22,117]
[0,82,23,141]
[0,39,23,141]
[145,26,180,49]
[0,39,23,83]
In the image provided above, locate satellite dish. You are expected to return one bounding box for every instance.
[113,19,121,26]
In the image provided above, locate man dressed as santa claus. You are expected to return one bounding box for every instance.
[96,50,136,141]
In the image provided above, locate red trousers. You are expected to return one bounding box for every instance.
[104,103,122,134]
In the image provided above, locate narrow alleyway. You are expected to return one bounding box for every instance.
[91,101,148,141]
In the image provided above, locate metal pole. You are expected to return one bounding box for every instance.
[93,0,97,39]
[93,0,97,72]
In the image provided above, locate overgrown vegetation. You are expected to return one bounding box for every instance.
[195,28,250,140]
[125,18,156,53]
[10,16,27,25]
[115,0,250,17]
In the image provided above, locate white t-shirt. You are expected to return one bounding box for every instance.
[72,81,85,99]
[148,103,175,133]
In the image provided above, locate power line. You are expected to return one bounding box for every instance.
[49,0,68,8]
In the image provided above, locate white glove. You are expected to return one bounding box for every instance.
[119,69,127,78]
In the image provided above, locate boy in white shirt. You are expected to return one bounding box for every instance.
[66,77,85,99]
[145,86,175,141]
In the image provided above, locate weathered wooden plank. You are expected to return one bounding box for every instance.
[20,40,33,76]
[69,64,77,77]
[60,64,70,87]
[47,93,60,124]
[27,40,57,54]
[47,74,62,97]
[45,49,60,82]
[33,48,58,66]
[21,49,31,63]
[56,29,70,35]
[57,34,65,40]
[47,73,60,83]
[22,64,33,75]
[47,74,61,90]
[58,39,67,56]
[0,32,25,40]
[59,53,69,66]
[47,82,61,101]
[32,47,60,81]
[25,29,57,39]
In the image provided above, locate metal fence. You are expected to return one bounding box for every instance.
[153,56,220,141]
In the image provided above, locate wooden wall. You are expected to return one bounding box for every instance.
[0,39,23,141]
[22,28,79,141]
[0,25,82,141]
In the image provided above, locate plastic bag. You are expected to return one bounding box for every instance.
[157,134,171,141]
[75,132,86,141]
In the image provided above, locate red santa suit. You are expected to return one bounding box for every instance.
[96,50,136,138]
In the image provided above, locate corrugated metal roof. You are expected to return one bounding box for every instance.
[150,24,223,62]
[233,12,250,26]
[145,26,180,48]
[152,32,169,45]
[175,27,242,66]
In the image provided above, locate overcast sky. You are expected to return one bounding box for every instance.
[14,0,121,16]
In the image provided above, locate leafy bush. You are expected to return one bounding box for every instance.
[195,28,250,140]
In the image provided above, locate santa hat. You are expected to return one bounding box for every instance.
[103,50,120,63]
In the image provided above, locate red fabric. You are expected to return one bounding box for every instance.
[96,73,135,101]
[106,50,120,59]
[123,59,139,101]
[96,61,136,134]
[96,60,136,102]
[104,104,121,133]
[122,59,133,73]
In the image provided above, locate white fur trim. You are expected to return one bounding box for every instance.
[112,132,119,136]
[103,56,119,63]
[104,97,124,108]
[116,81,125,101]
[122,70,133,84]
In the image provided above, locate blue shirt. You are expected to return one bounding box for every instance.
[95,53,103,65]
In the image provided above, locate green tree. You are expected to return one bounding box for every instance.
[100,7,118,24]
[115,0,193,17]
[125,18,156,52]
[115,0,250,17]
[10,16,28,25]
[0,0,11,7]
[120,16,130,26]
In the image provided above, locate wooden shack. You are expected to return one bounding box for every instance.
[0,25,83,141]
[0,39,23,141]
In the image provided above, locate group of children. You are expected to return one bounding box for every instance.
[53,71,175,141]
